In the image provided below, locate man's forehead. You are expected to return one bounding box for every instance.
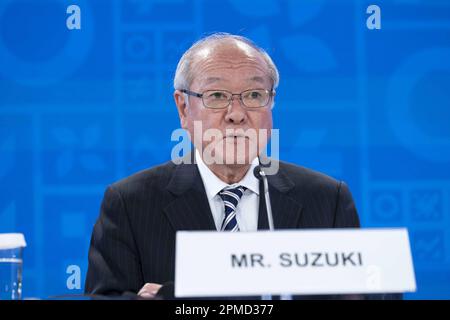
[190,40,272,87]
[203,75,268,85]
[194,40,265,65]
[197,39,257,55]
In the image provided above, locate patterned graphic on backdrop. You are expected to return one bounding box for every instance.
[0,0,449,298]
[365,0,450,298]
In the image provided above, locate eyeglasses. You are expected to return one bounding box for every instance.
[180,88,275,109]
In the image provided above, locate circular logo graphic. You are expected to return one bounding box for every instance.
[0,0,93,86]
[387,48,450,163]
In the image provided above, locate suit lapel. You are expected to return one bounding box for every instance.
[164,190,217,231]
[258,163,304,230]
[268,187,304,229]
[164,155,303,232]
[164,158,216,231]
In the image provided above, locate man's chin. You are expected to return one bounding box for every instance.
[200,139,261,166]
[202,152,257,166]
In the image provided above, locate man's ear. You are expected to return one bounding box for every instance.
[173,90,189,129]
[270,90,276,110]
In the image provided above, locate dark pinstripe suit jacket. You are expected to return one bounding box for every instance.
[84,159,360,297]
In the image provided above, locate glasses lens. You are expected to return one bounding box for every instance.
[242,89,270,108]
[203,90,231,109]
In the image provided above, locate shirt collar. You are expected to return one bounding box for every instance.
[195,149,260,200]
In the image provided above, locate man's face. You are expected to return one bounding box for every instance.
[174,42,274,166]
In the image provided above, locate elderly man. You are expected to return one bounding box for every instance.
[85,33,360,299]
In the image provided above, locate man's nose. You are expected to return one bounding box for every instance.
[224,96,247,124]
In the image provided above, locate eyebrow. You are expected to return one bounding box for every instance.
[204,77,223,85]
[249,76,266,84]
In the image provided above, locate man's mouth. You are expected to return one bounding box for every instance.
[224,133,248,139]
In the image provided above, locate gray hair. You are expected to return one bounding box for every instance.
[173,32,279,91]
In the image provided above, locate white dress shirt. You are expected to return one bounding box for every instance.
[195,149,260,232]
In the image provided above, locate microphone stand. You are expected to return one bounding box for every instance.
[254,166,293,301]
[259,169,274,231]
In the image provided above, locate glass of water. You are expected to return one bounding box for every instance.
[0,233,26,300]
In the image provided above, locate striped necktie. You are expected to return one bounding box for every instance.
[218,186,247,232]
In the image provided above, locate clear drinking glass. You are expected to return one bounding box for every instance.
[0,233,26,300]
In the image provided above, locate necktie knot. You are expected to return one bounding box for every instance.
[218,186,247,231]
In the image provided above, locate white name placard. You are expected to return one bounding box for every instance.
[175,228,416,298]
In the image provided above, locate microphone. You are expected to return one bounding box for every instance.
[255,166,293,301]
[155,281,175,300]
[253,166,274,231]
[254,165,279,301]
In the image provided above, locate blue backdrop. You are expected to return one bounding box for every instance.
[0,0,449,299]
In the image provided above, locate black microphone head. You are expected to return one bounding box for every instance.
[155,281,175,300]
[253,165,263,180]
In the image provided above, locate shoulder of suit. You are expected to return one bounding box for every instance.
[277,160,342,191]
[109,160,176,194]
[107,159,343,195]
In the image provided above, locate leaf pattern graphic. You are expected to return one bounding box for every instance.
[83,125,101,149]
[281,34,337,72]
[287,0,325,27]
[80,154,105,172]
[53,127,78,146]
[57,150,74,178]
